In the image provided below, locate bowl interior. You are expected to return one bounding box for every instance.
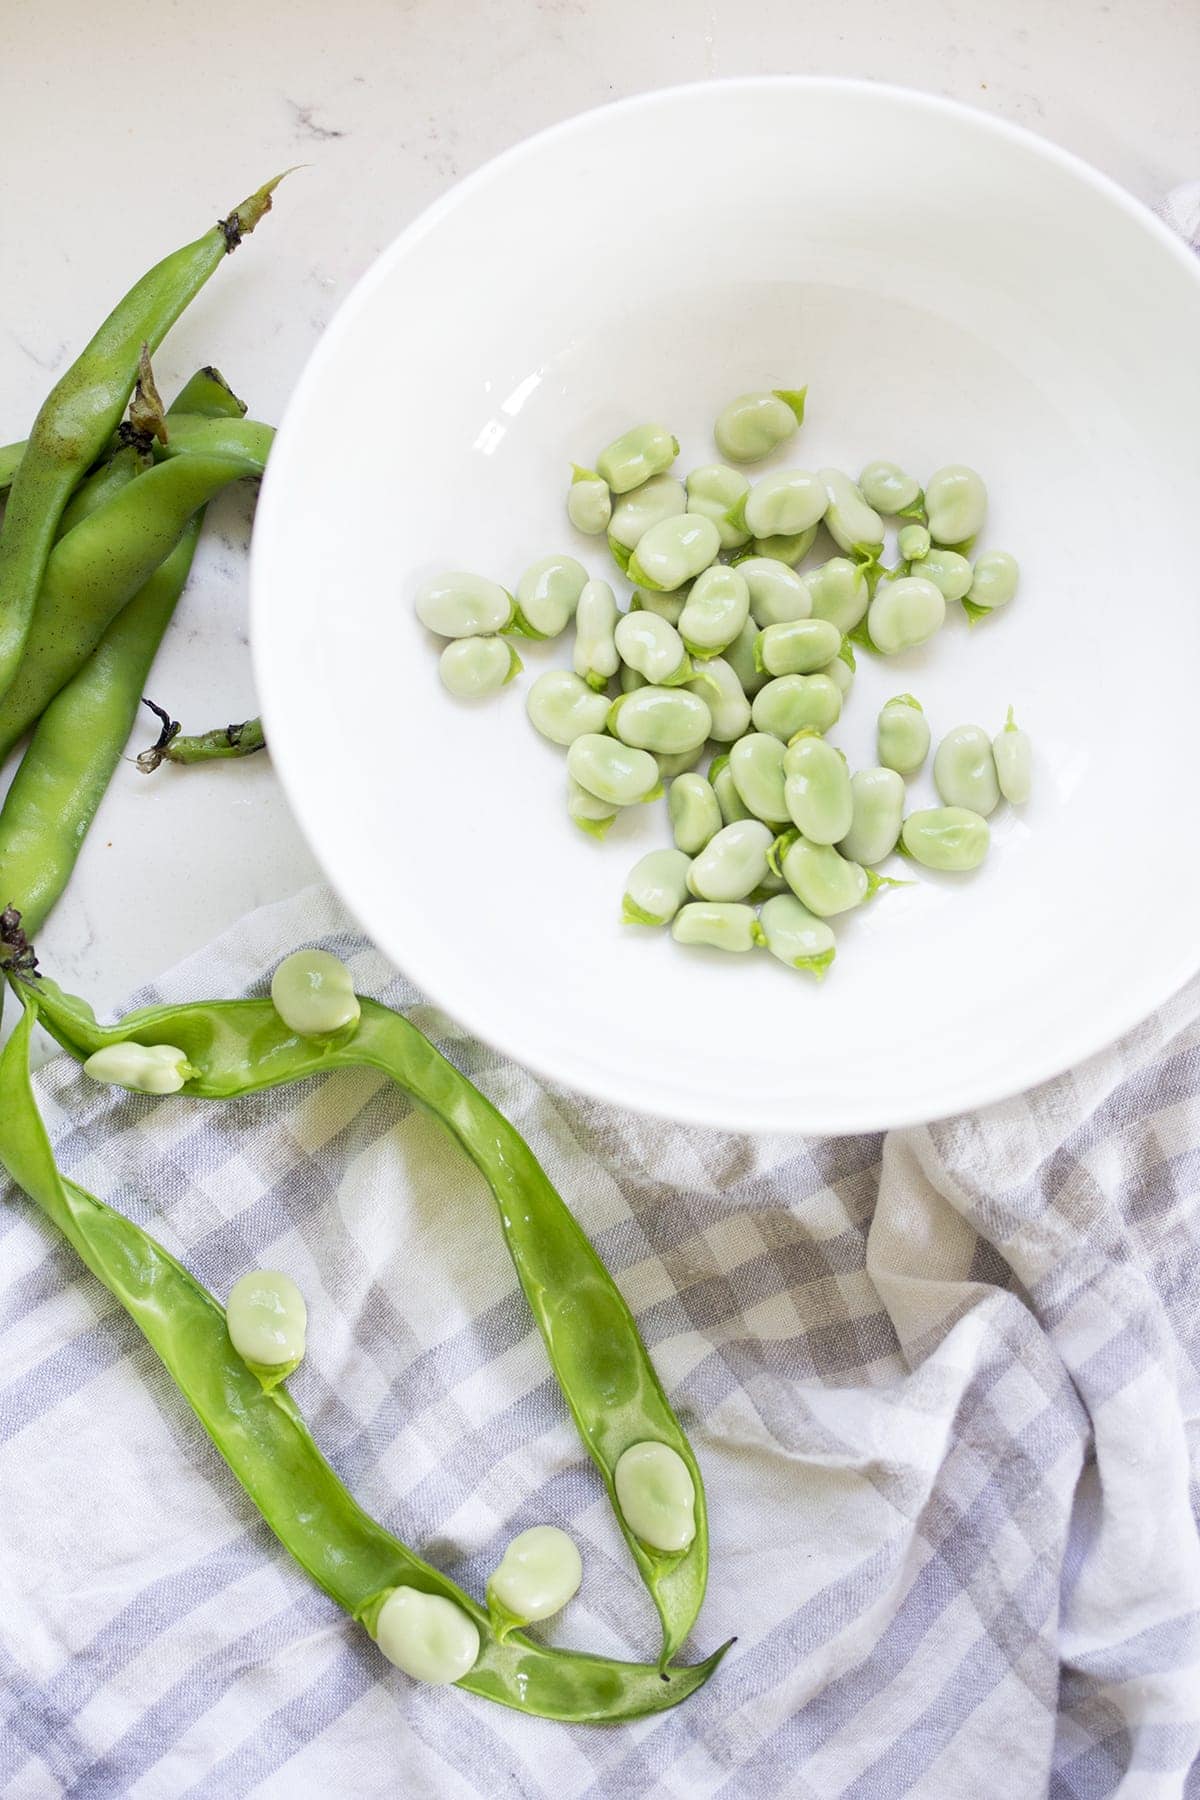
[252,79,1200,1133]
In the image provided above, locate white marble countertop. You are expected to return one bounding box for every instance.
[3,0,1197,1022]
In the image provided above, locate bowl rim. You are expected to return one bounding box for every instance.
[251,75,1200,1133]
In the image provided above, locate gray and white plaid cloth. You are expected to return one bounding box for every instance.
[2,880,1198,1798]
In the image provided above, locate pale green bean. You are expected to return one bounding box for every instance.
[415,571,514,638]
[749,525,818,566]
[515,554,589,638]
[966,550,1019,615]
[739,556,812,629]
[803,557,869,634]
[933,724,1000,816]
[859,460,923,518]
[271,949,361,1038]
[567,464,612,536]
[687,656,751,742]
[567,775,619,839]
[596,423,679,494]
[898,522,931,562]
[654,745,707,780]
[613,1442,697,1553]
[901,806,990,870]
[758,894,836,978]
[567,734,662,806]
[819,469,884,558]
[877,693,930,775]
[226,1270,307,1382]
[713,388,806,464]
[867,575,945,655]
[774,833,870,917]
[439,635,522,699]
[751,672,841,740]
[669,771,723,854]
[993,707,1032,803]
[573,578,620,689]
[614,609,692,686]
[608,474,687,554]
[755,618,841,677]
[925,464,987,546]
[622,848,694,926]
[687,818,773,901]
[723,616,769,697]
[783,734,853,844]
[686,464,751,550]
[910,547,973,602]
[709,754,752,825]
[608,686,711,755]
[527,669,612,745]
[678,566,750,658]
[375,1588,480,1686]
[82,1041,195,1095]
[838,767,905,865]
[671,901,764,952]
[628,516,720,592]
[728,732,790,827]
[732,468,826,541]
[630,587,687,626]
[487,1528,583,1634]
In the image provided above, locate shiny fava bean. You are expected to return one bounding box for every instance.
[724,616,769,697]
[686,463,751,550]
[993,707,1032,803]
[415,570,514,638]
[709,754,752,825]
[859,460,923,518]
[967,550,1019,614]
[751,672,842,740]
[739,556,812,629]
[608,686,711,755]
[271,949,361,1038]
[671,901,764,953]
[898,522,931,562]
[678,565,750,658]
[573,578,620,689]
[933,724,1001,816]
[750,524,818,566]
[901,806,990,871]
[925,464,987,546]
[776,834,869,917]
[628,515,720,592]
[374,1587,480,1686]
[439,635,522,699]
[669,771,723,854]
[911,547,973,602]
[735,468,826,540]
[487,1527,583,1632]
[803,557,869,634]
[867,576,946,655]
[527,669,612,745]
[838,767,905,865]
[226,1269,307,1372]
[629,587,688,628]
[595,422,679,494]
[877,694,930,775]
[654,745,707,780]
[567,464,612,535]
[714,388,807,464]
[820,645,856,698]
[567,775,619,840]
[729,732,790,827]
[783,735,853,844]
[688,655,751,741]
[567,733,661,806]
[759,893,836,978]
[83,1040,195,1095]
[819,469,884,558]
[687,818,773,901]
[614,609,692,686]
[514,554,589,638]
[608,473,687,554]
[619,662,647,693]
[756,617,841,677]
[614,1441,697,1553]
[622,847,693,926]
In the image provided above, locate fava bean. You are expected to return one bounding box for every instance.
[925,464,987,546]
[567,464,612,536]
[739,556,812,629]
[724,616,769,697]
[687,655,751,741]
[487,1527,583,1633]
[783,734,853,844]
[755,617,841,676]
[671,901,764,953]
[838,767,905,865]
[820,647,855,698]
[226,1269,307,1382]
[898,522,931,562]
[613,1441,698,1552]
[734,468,826,540]
[709,754,753,824]
[729,732,790,827]
[271,949,361,1038]
[686,463,751,550]
[678,565,750,658]
[619,662,647,693]
[669,771,723,854]
[415,570,514,638]
[439,635,522,699]
[803,557,869,634]
[751,672,841,740]
[573,578,620,690]
[819,469,884,558]
[775,833,869,917]
[622,848,693,926]
[614,608,692,686]
[628,515,720,592]
[933,724,1000,816]
[993,707,1032,803]
[608,473,687,554]
[750,524,819,566]
[654,745,707,780]
[859,460,923,518]
[609,685,711,755]
[877,693,930,775]
[967,550,1019,614]
[759,894,836,978]
[567,734,661,806]
[713,388,806,463]
[901,806,990,870]
[630,587,687,626]
[375,1587,481,1686]
[595,422,679,494]
[867,575,945,655]
[911,546,973,602]
[515,554,589,638]
[687,818,773,901]
[82,1040,195,1094]
[567,775,619,839]
[527,669,612,744]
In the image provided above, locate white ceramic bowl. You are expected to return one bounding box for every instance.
[252,78,1200,1134]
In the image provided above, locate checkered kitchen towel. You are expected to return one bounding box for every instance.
[2,879,1198,1799]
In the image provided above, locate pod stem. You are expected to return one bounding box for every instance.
[138,701,266,771]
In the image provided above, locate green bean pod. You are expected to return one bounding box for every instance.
[782,735,853,844]
[686,818,773,902]
[567,465,612,536]
[758,894,836,978]
[877,693,930,775]
[669,771,723,854]
[685,464,751,550]
[614,609,692,686]
[837,768,905,866]
[728,732,790,827]
[671,902,764,952]
[755,618,841,677]
[628,516,721,593]
[595,423,679,494]
[933,724,1001,816]
[713,389,806,463]
[900,806,990,870]
[677,566,750,659]
[526,670,612,745]
[993,707,1032,803]
[867,576,946,656]
[514,554,588,639]
[687,656,751,742]
[924,465,987,546]
[567,734,661,806]
[818,469,884,559]
[573,578,620,689]
[622,849,693,926]
[608,475,686,556]
[751,672,841,740]
[802,557,869,635]
[738,556,812,629]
